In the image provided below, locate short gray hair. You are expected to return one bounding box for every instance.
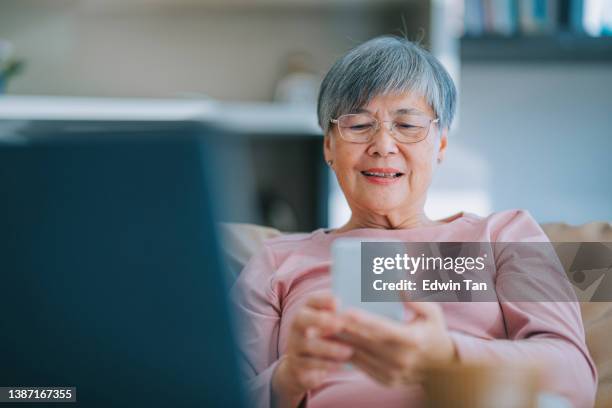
[317,35,457,134]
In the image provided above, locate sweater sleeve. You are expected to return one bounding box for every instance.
[451,210,597,408]
[230,244,282,408]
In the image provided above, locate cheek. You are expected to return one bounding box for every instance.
[329,167,353,198]
[404,145,436,185]
[332,145,363,177]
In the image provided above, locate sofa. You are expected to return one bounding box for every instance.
[220,221,612,408]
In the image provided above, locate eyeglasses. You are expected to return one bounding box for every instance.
[330,112,439,144]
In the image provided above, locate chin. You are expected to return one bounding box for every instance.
[359,198,405,215]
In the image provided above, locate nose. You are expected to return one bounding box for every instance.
[366,122,399,157]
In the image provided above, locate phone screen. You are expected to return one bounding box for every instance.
[331,238,405,321]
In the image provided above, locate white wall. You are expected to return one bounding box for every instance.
[0,2,393,100]
[453,62,612,224]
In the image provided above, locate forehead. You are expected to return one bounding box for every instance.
[356,92,434,116]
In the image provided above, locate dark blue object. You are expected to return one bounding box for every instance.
[0,120,247,408]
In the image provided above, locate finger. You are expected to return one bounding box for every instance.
[342,332,416,370]
[350,350,396,386]
[294,308,345,335]
[299,336,353,361]
[398,288,411,303]
[352,348,402,371]
[336,329,379,356]
[296,368,329,390]
[404,301,444,322]
[342,308,408,343]
[340,330,406,367]
[351,348,420,387]
[295,356,343,372]
[305,291,337,311]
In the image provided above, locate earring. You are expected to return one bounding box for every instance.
[327,160,333,167]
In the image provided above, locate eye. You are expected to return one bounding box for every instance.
[348,123,374,132]
[394,114,430,129]
[395,122,421,129]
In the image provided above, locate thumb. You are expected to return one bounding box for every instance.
[306,290,338,311]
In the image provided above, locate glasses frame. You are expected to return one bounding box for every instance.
[330,113,440,144]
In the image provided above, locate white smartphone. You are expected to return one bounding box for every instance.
[331,238,404,321]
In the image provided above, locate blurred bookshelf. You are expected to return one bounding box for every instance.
[0,0,461,231]
[462,34,612,61]
[461,0,612,62]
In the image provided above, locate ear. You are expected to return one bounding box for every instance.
[436,129,448,164]
[323,131,334,164]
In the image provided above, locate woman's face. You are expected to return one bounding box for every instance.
[324,92,448,219]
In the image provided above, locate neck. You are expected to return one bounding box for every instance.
[335,208,437,233]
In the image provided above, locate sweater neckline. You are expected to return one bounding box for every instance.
[314,211,473,241]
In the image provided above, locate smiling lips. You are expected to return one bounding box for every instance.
[360,167,405,185]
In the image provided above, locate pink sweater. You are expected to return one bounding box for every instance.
[230,210,597,408]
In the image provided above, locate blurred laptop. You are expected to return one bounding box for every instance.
[0,120,247,407]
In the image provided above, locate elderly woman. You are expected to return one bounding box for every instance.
[231,36,596,408]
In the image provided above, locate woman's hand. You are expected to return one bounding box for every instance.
[272,292,353,408]
[340,302,456,387]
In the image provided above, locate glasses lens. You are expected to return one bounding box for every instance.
[335,113,435,143]
[392,114,432,143]
[337,114,375,142]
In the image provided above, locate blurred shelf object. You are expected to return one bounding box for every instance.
[461,34,612,62]
[462,0,612,62]
[463,0,612,37]
[0,95,320,135]
[213,102,320,136]
[74,0,416,13]
[0,95,215,121]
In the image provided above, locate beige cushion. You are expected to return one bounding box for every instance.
[218,223,282,281]
[541,222,612,242]
[221,221,612,407]
[541,222,612,408]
